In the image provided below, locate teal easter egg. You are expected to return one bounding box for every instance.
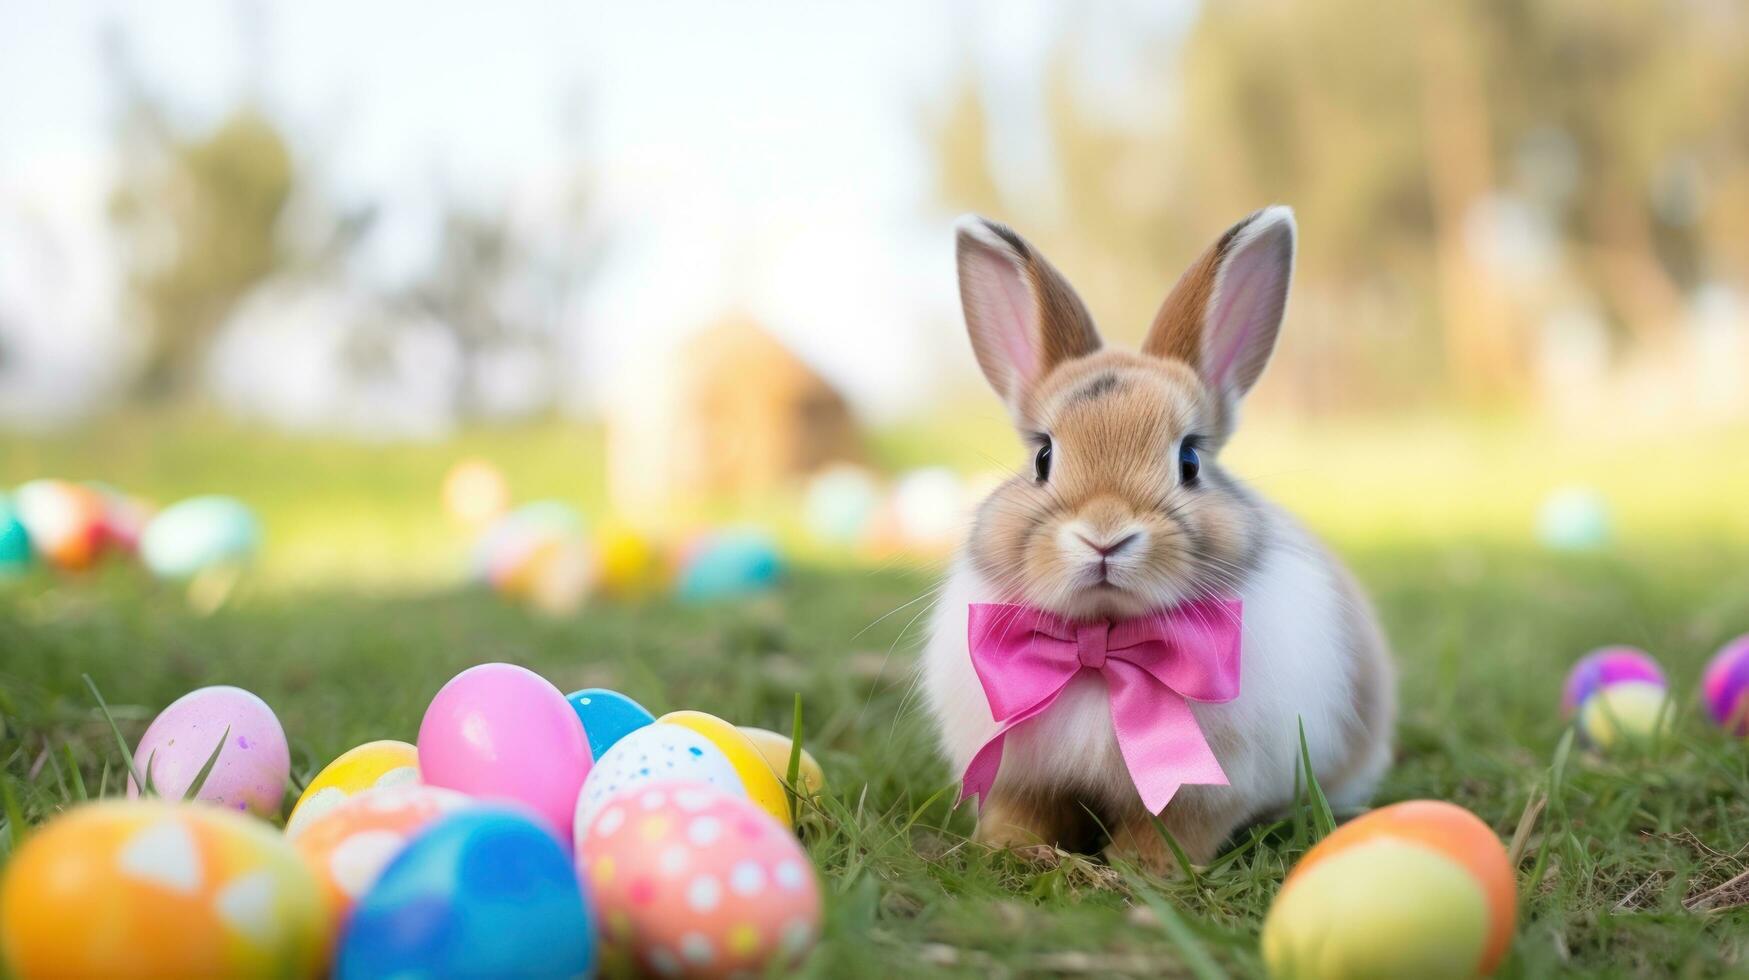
[803,466,881,544]
[140,496,260,579]
[0,494,31,576]
[676,529,782,602]
[337,806,595,979]
[566,688,655,761]
[1537,486,1610,551]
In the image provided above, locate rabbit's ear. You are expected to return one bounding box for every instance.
[1143,206,1295,401]
[956,215,1101,416]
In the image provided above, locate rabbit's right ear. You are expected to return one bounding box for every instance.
[956,216,1101,418]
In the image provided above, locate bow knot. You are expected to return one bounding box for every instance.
[1075,621,1110,669]
[961,598,1242,815]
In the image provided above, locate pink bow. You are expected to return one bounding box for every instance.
[961,599,1243,815]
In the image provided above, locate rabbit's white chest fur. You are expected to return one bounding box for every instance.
[923,508,1384,823]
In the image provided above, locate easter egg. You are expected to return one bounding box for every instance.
[441,458,510,527]
[15,478,106,569]
[338,806,595,979]
[0,493,31,576]
[596,522,668,599]
[292,783,472,928]
[1262,800,1515,979]
[575,723,747,842]
[1537,486,1610,551]
[660,710,792,827]
[140,495,260,580]
[128,685,291,818]
[568,687,656,760]
[892,466,966,549]
[1577,682,1672,749]
[675,529,782,602]
[418,663,592,843]
[803,465,881,545]
[524,535,597,616]
[471,501,591,599]
[739,726,826,798]
[88,482,154,554]
[286,739,421,839]
[1561,646,1665,717]
[1703,634,1749,735]
[0,799,326,979]
[579,780,822,978]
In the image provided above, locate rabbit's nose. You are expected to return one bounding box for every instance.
[1075,530,1141,557]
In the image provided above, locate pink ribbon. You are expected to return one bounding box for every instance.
[961,599,1243,815]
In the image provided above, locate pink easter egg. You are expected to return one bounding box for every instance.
[1561,646,1665,718]
[127,685,291,818]
[1703,634,1749,735]
[578,780,821,978]
[417,663,592,843]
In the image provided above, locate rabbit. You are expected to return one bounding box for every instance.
[921,206,1395,871]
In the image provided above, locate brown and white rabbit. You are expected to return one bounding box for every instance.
[922,207,1395,870]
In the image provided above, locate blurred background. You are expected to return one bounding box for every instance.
[4,0,1749,591]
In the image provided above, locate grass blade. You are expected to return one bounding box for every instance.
[0,770,26,849]
[1149,816,1203,890]
[62,744,88,801]
[1298,718,1336,839]
[786,692,804,816]
[82,674,147,791]
[1129,874,1229,980]
[182,726,232,802]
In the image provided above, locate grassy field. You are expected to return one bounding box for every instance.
[3,416,1749,976]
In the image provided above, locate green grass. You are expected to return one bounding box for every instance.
[3,417,1749,976]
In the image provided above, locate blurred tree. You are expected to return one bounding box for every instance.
[928,0,1749,408]
[108,105,294,402]
[340,178,607,423]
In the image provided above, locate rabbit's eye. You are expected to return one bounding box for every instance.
[1179,438,1201,483]
[1033,440,1053,482]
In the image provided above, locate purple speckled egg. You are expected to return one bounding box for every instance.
[1703,635,1749,735]
[1561,647,1665,718]
[127,686,291,817]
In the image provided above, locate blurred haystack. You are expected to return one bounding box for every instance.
[608,318,863,520]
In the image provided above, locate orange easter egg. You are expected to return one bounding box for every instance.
[291,783,473,929]
[0,799,327,979]
[1263,800,1516,978]
[15,479,106,570]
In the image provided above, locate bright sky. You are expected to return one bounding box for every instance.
[0,0,1190,429]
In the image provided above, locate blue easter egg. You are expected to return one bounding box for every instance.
[566,688,655,761]
[140,496,260,579]
[338,806,595,980]
[677,529,783,602]
[0,494,31,576]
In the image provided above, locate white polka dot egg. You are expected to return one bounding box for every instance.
[574,722,747,846]
[579,780,821,978]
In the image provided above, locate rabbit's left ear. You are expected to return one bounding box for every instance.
[1143,206,1295,401]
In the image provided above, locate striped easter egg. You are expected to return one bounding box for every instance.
[1262,800,1516,979]
[1702,635,1749,735]
[1561,646,1665,718]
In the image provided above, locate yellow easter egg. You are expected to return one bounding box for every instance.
[1577,681,1671,750]
[286,740,420,839]
[596,523,667,599]
[738,725,826,798]
[0,799,327,979]
[1263,837,1490,979]
[1263,800,1515,978]
[657,710,793,827]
